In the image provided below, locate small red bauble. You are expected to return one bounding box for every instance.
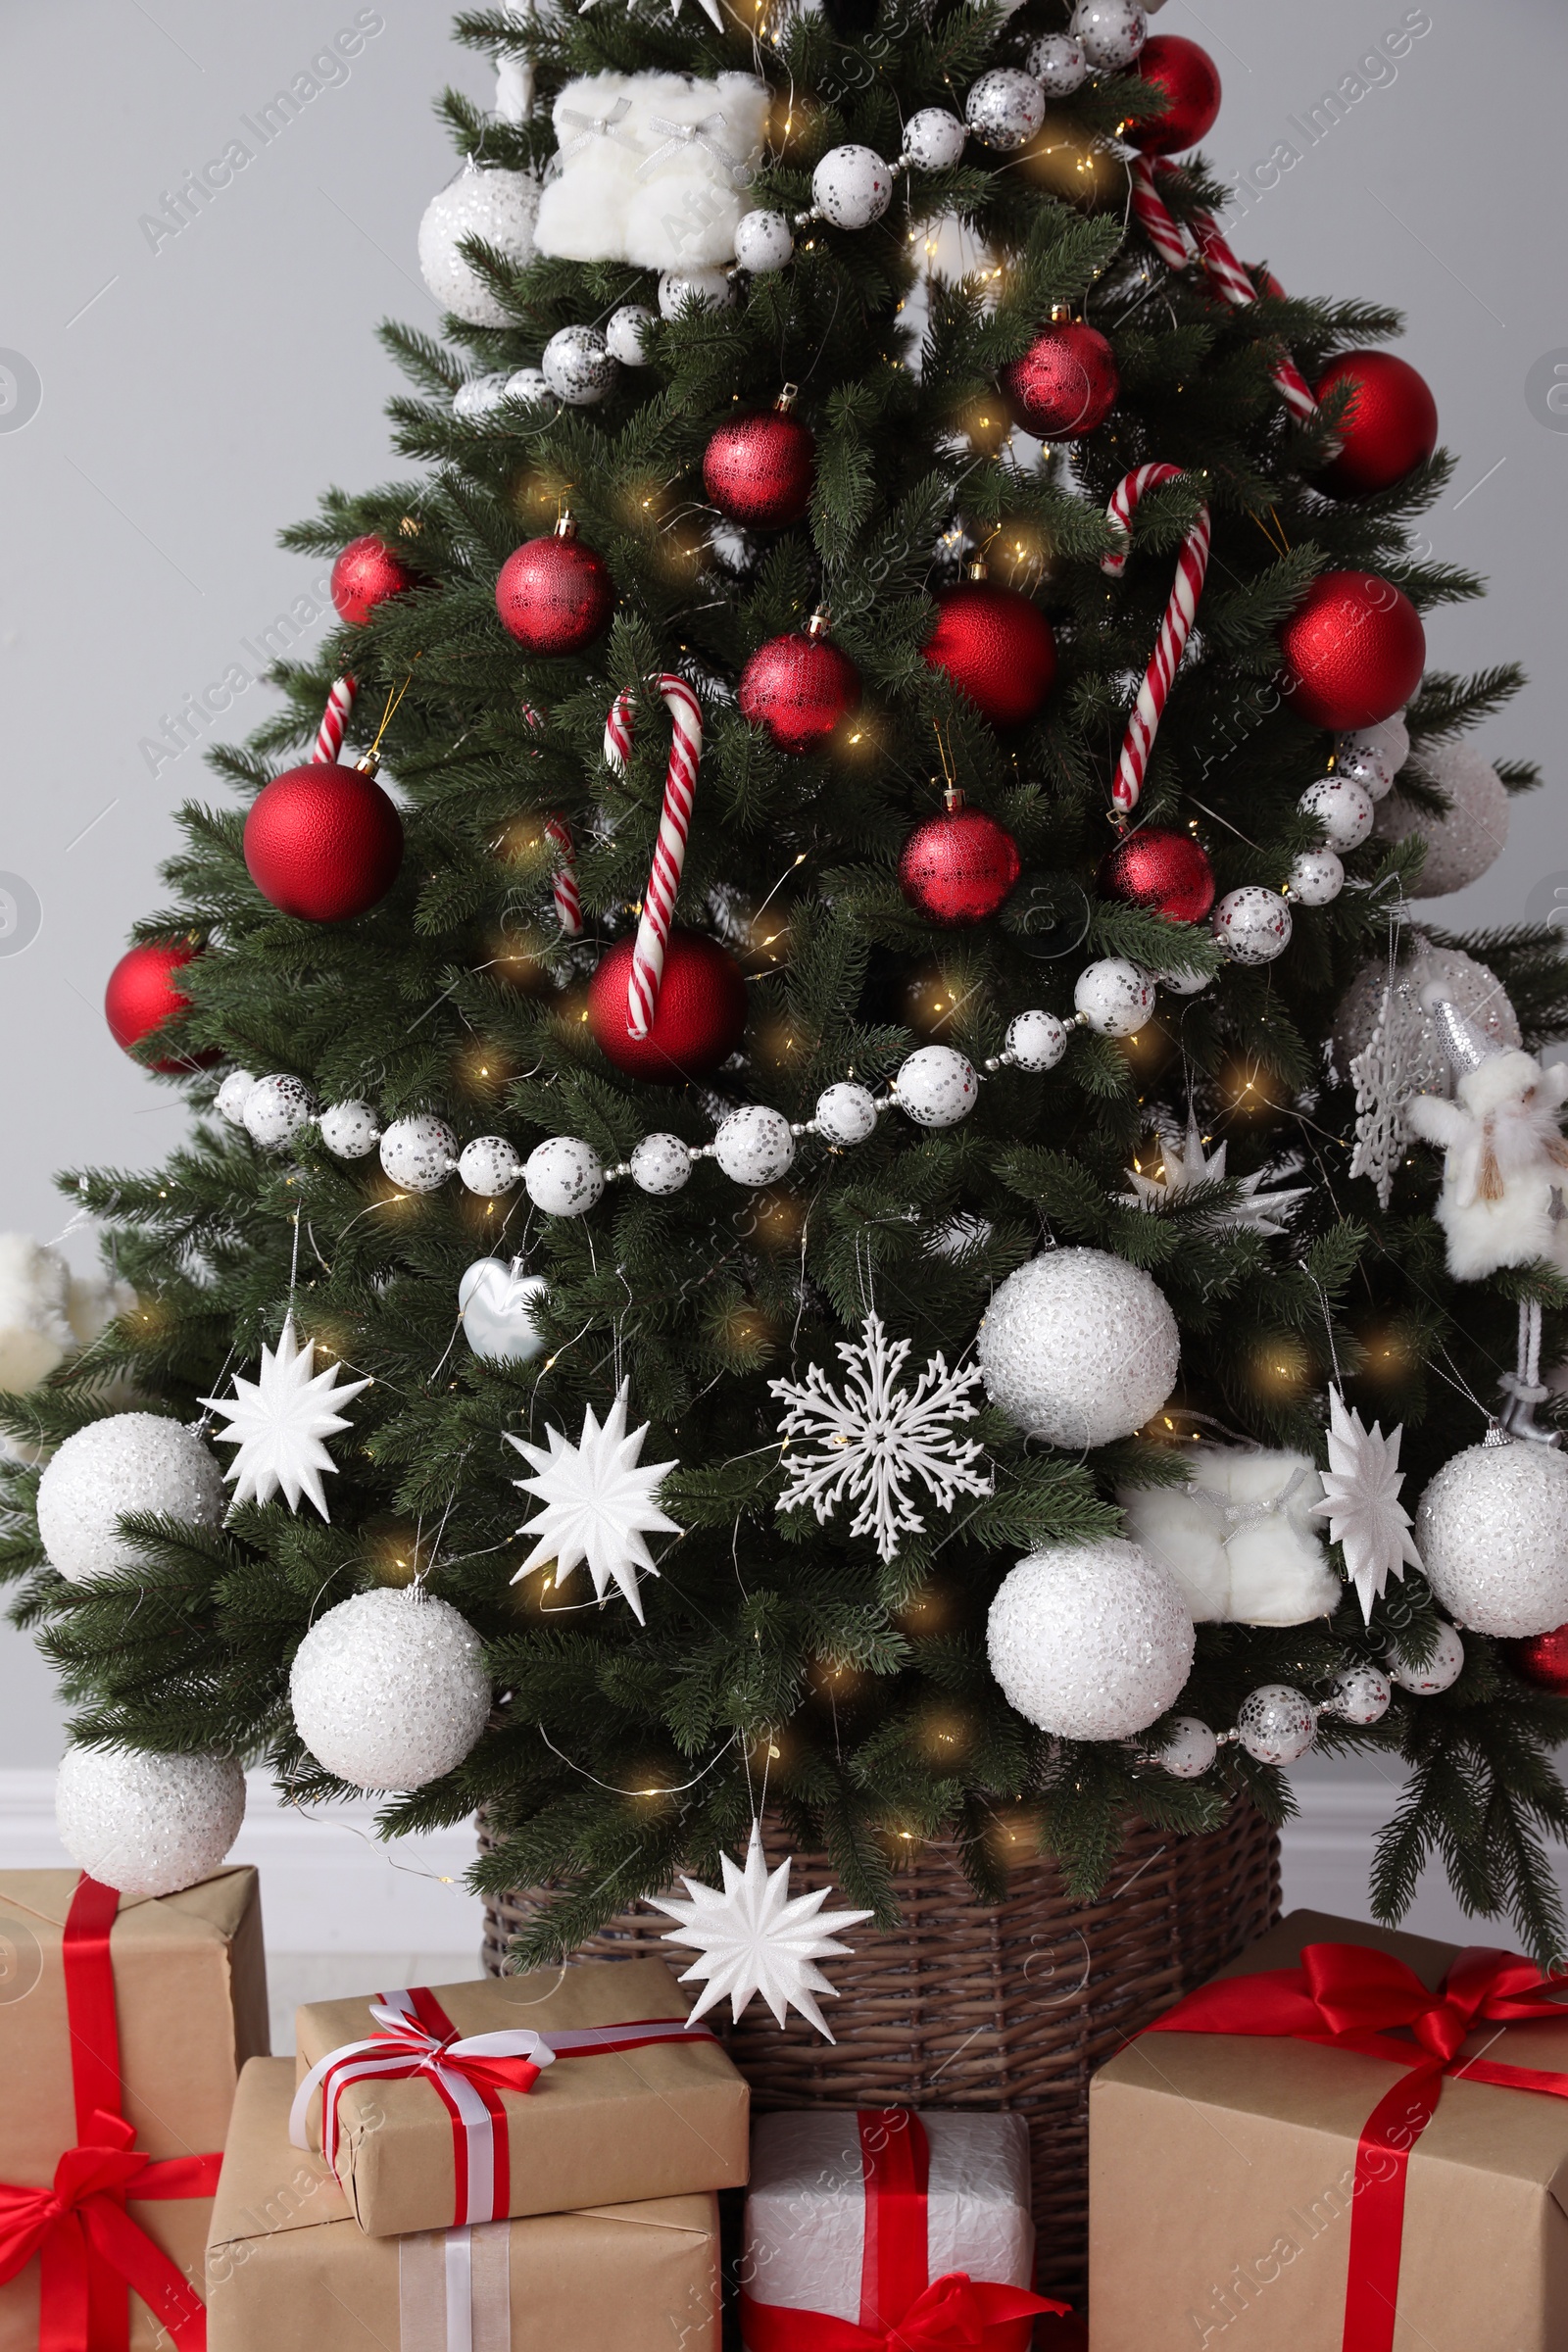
[738,614,860,754]
[243,759,404,922]
[1001,320,1119,440]
[1278,570,1426,732]
[587,931,748,1082]
[1100,826,1215,924]
[922,579,1057,729]
[330,534,417,627]
[1121,35,1222,154]
[899,799,1021,926]
[1312,351,1440,497]
[496,515,614,655]
[1509,1624,1568,1694]
[105,941,217,1071]
[703,394,816,528]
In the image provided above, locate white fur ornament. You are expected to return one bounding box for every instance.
[36,1413,228,1584]
[418,165,538,326]
[0,1235,132,1396]
[534,73,768,270]
[1415,1440,1568,1638]
[1119,1447,1340,1626]
[978,1248,1179,1450]
[987,1538,1196,1740]
[1374,742,1510,897]
[55,1746,246,1899]
[1405,1001,1568,1282]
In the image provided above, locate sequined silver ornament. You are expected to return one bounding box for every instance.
[733,210,794,272]
[1212,886,1292,965]
[978,1247,1180,1449]
[55,1746,245,1899]
[606,303,658,365]
[1071,0,1148,69]
[1298,774,1374,852]
[658,267,737,317]
[1325,1662,1393,1724]
[318,1101,381,1158]
[541,324,617,406]
[963,70,1047,154]
[504,366,552,406]
[629,1132,693,1195]
[457,1136,523,1197]
[1150,1714,1218,1778]
[1332,943,1519,1096]
[453,372,512,420]
[289,1586,490,1791]
[894,1046,979,1128]
[1026,32,1089,94]
[713,1105,795,1185]
[1287,848,1345,906]
[242,1073,315,1152]
[901,108,968,171]
[37,1413,227,1585]
[1334,734,1395,801]
[1237,1683,1317,1764]
[417,165,538,327]
[1388,1621,1464,1694]
[814,1082,879,1145]
[1005,1009,1071,1071]
[987,1539,1195,1740]
[379,1115,458,1195]
[215,1070,257,1125]
[1374,742,1510,897]
[1415,1441,1568,1638]
[1074,957,1154,1037]
[524,1136,605,1216]
[810,145,894,230]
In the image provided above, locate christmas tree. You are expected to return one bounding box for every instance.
[9,0,1568,1965]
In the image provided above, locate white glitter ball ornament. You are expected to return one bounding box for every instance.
[504,366,552,407]
[1334,735,1396,801]
[733,209,794,272]
[1344,712,1409,788]
[714,1105,795,1186]
[37,1413,228,1585]
[1026,32,1089,94]
[1005,1010,1071,1072]
[1149,1715,1218,1779]
[525,1136,605,1216]
[541,324,616,406]
[1388,1621,1464,1695]
[814,1082,879,1146]
[1237,1684,1317,1765]
[318,1101,381,1158]
[453,373,510,420]
[1374,742,1511,897]
[987,1539,1196,1740]
[1298,775,1374,852]
[1415,1441,1568,1638]
[606,303,658,365]
[902,109,968,171]
[458,1137,523,1197]
[895,1046,979,1128]
[55,1746,245,1899]
[810,145,894,230]
[630,1132,693,1195]
[379,1115,457,1194]
[1326,1662,1393,1725]
[242,1074,315,1152]
[964,70,1047,153]
[417,166,538,326]
[1287,849,1345,906]
[1074,958,1154,1037]
[216,1070,257,1126]
[659,268,737,317]
[1333,942,1518,1089]
[1072,0,1148,68]
[978,1248,1179,1449]
[1213,887,1292,964]
[290,1587,490,1791]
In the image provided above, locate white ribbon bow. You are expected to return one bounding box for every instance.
[555,94,635,162]
[636,111,753,185]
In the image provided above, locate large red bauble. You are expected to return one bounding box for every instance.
[330,534,417,627]
[1312,351,1440,497]
[1277,571,1426,732]
[1121,35,1222,154]
[243,762,405,922]
[703,408,816,528]
[496,531,614,655]
[1001,321,1119,440]
[1510,1624,1568,1694]
[105,941,218,1071]
[900,805,1021,925]
[738,629,859,754]
[587,932,748,1082]
[922,584,1057,728]
[1100,826,1215,923]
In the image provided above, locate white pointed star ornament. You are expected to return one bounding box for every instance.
[647,1823,874,2041]
[201,1313,369,1519]
[1120,1117,1308,1238]
[506,1381,680,1622]
[1310,1385,1423,1622]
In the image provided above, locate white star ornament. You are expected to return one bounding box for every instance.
[201,1313,369,1519]
[1310,1385,1423,1622]
[647,1824,873,2041]
[506,1381,680,1622]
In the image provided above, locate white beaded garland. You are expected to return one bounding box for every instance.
[504,365,552,407]
[1074,958,1154,1037]
[37,1413,228,1585]
[289,1587,490,1791]
[1286,848,1345,906]
[733,209,795,272]
[1298,775,1374,852]
[242,1074,315,1152]
[524,1135,606,1216]
[1237,1684,1317,1764]
[630,1132,693,1196]
[55,1746,246,1899]
[963,69,1047,153]
[1374,742,1511,897]
[810,145,894,230]
[659,267,737,316]
[1150,1714,1218,1779]
[901,108,968,171]
[713,1105,795,1186]
[379,1115,458,1195]
[216,1070,257,1125]
[1415,1441,1568,1639]
[1212,887,1293,965]
[1333,735,1395,801]
[1343,712,1409,789]
[318,1101,381,1159]
[894,1046,979,1129]
[978,1248,1180,1450]
[417,166,538,326]
[987,1539,1196,1740]
[540,324,616,406]
[1071,0,1149,68]
[1154,963,1214,997]
[453,372,512,420]
[814,1082,879,1146]
[606,303,658,365]
[1388,1621,1464,1695]
[1026,32,1089,94]
[457,1136,523,1198]
[1326,1662,1393,1725]
[1005,1009,1072,1071]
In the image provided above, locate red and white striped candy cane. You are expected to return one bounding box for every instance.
[602,675,704,1039]
[1129,160,1317,423]
[1129,156,1194,272]
[543,813,582,937]
[312,675,357,764]
[1100,464,1211,820]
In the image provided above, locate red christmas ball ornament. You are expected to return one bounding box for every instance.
[922,573,1057,729]
[1509,1624,1568,1694]
[703,390,816,528]
[105,941,218,1071]
[330,534,417,627]
[1312,351,1440,497]
[1278,570,1426,732]
[243,756,404,922]
[738,611,860,754]
[587,931,748,1082]
[1121,35,1222,154]
[1100,826,1215,924]
[1001,318,1119,440]
[899,795,1021,926]
[496,514,614,655]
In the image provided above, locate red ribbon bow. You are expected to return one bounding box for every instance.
[1146,1938,1568,2352]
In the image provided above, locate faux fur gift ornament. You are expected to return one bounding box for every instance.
[1406,987,1568,1281]
[1119,1446,1341,1625]
[533,72,768,270]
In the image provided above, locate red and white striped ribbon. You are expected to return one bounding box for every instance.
[543,814,582,936]
[603,674,704,1040]
[312,674,357,764]
[1100,464,1211,818]
[1129,159,1317,422]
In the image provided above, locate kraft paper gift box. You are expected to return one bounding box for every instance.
[0,1866,270,2352]
[207,2058,721,2352]
[1089,1906,1568,2352]
[291,1954,750,2235]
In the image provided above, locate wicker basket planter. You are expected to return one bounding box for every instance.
[479,1806,1279,2301]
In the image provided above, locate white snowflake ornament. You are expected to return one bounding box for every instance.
[507,1382,680,1622]
[646,1823,873,2041]
[1310,1385,1422,1622]
[769,1311,990,1565]
[1120,1117,1307,1237]
[201,1314,369,1519]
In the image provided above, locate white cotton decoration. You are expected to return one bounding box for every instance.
[1005,1010,1071,1071]
[524,1136,606,1216]
[1374,742,1511,897]
[457,1137,523,1197]
[418,165,538,326]
[1212,887,1292,964]
[241,1074,315,1152]
[1388,1622,1464,1695]
[459,1259,549,1365]
[216,1070,258,1125]
[55,1746,246,1899]
[810,144,895,230]
[1149,1715,1218,1779]
[1236,1684,1317,1765]
[1414,1441,1568,1639]
[0,1235,131,1398]
[379,1115,458,1195]
[1074,958,1153,1037]
[987,1539,1196,1740]
[318,1101,381,1158]
[607,303,659,364]
[894,1046,979,1128]
[540,325,616,406]
[534,73,769,270]
[37,1413,228,1585]
[713,1105,795,1186]
[290,1587,490,1791]
[1118,1448,1340,1627]
[978,1248,1179,1450]
[733,210,795,272]
[1298,775,1374,852]
[1287,849,1345,906]
[813,1083,879,1146]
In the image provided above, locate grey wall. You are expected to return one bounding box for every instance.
[2,0,1565,1767]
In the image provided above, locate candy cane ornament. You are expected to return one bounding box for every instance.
[312,675,357,764]
[1128,159,1316,423]
[543,814,582,937]
[1101,464,1211,820]
[602,674,704,1039]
